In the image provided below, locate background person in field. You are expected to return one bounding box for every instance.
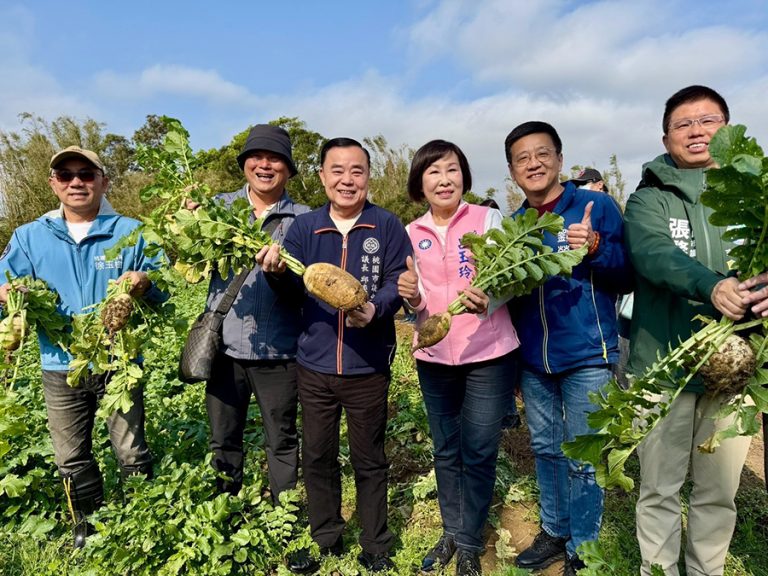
[258,137,410,574]
[0,146,166,548]
[505,122,631,576]
[569,167,607,192]
[397,140,520,576]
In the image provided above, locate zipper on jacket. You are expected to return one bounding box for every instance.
[697,175,713,268]
[336,235,349,374]
[538,285,551,373]
[588,270,608,362]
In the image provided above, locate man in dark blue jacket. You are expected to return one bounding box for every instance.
[259,137,410,574]
[504,122,631,576]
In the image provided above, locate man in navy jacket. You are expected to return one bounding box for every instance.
[504,122,631,576]
[259,137,410,573]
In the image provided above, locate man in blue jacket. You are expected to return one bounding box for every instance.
[0,145,165,547]
[258,137,410,574]
[503,122,631,575]
[203,125,309,501]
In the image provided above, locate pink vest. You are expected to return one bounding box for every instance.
[407,203,519,366]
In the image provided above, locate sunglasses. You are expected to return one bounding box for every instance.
[52,169,101,183]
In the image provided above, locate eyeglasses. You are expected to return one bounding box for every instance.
[512,147,558,168]
[669,114,725,132]
[52,169,101,183]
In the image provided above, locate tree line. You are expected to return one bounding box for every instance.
[0,113,626,247]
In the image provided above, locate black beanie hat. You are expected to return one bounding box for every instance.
[236,124,298,176]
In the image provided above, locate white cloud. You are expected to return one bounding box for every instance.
[2,0,768,212]
[94,65,256,104]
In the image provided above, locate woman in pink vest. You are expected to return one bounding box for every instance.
[397,140,520,576]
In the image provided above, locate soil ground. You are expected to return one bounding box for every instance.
[484,410,766,575]
[394,316,767,574]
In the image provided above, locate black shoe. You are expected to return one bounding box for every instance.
[421,533,457,571]
[286,548,320,575]
[563,554,586,576]
[515,530,567,570]
[358,550,394,572]
[455,549,481,576]
[320,536,344,557]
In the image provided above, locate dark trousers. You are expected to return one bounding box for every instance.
[297,365,394,554]
[416,353,516,551]
[42,370,152,477]
[206,354,299,499]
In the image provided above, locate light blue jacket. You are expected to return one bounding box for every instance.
[0,199,166,370]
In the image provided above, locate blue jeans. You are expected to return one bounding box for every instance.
[417,353,516,552]
[519,366,610,558]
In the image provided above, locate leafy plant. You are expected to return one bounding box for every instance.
[414,209,586,350]
[67,279,177,418]
[106,117,305,289]
[563,124,768,490]
[80,455,303,575]
[0,275,70,387]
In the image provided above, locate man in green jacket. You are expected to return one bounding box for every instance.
[624,85,762,576]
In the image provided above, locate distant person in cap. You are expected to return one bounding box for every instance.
[0,145,167,547]
[202,125,310,503]
[570,167,606,192]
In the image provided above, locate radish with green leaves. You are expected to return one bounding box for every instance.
[410,209,586,351]
[109,117,367,311]
[563,124,768,491]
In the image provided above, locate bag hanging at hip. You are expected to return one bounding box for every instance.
[178,268,250,383]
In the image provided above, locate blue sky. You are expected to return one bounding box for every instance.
[3,0,768,206]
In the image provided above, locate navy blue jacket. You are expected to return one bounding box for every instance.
[513,182,632,374]
[280,201,411,376]
[205,187,309,360]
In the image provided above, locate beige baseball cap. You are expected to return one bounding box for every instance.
[49,145,105,172]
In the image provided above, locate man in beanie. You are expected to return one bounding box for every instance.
[204,125,310,502]
[0,145,166,547]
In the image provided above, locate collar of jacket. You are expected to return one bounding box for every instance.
[313,200,377,234]
[41,197,120,241]
[520,180,577,214]
[637,153,706,203]
[231,185,302,219]
[412,200,471,233]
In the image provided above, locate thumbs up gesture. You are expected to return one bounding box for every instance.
[566,201,596,251]
[398,255,422,307]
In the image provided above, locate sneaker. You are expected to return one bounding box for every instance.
[563,554,586,576]
[358,550,394,572]
[514,530,567,570]
[455,549,481,576]
[421,533,457,571]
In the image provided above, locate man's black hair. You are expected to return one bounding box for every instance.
[662,85,730,134]
[504,121,563,164]
[320,137,370,166]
